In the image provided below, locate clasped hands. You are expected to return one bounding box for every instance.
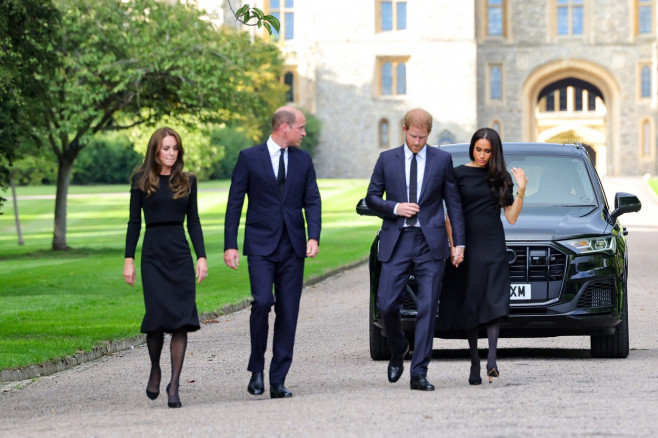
[397,202,420,218]
[451,246,465,267]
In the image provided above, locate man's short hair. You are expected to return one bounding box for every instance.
[403,109,432,132]
[272,108,297,131]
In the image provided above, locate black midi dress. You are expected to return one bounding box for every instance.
[125,174,206,334]
[438,165,513,331]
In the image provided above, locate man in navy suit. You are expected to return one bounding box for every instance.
[224,106,322,399]
[366,108,465,390]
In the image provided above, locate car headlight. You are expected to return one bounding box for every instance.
[558,236,617,255]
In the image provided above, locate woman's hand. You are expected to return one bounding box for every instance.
[511,167,528,193]
[123,258,136,286]
[196,257,208,284]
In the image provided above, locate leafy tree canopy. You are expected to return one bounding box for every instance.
[27,0,285,249]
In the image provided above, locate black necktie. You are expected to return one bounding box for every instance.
[407,153,417,226]
[277,148,286,193]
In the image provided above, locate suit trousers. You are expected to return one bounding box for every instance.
[377,227,445,377]
[246,228,305,384]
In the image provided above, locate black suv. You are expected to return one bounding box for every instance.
[358,143,642,359]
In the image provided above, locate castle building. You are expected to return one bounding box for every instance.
[204,0,658,177]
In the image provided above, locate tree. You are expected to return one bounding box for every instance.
[0,0,59,209]
[28,0,285,249]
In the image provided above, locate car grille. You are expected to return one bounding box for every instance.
[577,280,616,308]
[507,246,567,282]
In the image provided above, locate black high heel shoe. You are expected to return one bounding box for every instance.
[487,365,500,383]
[166,383,182,408]
[469,362,482,385]
[146,366,160,400]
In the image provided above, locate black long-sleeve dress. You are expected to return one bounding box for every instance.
[125,174,206,333]
[438,165,513,331]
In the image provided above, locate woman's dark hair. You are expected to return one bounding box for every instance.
[469,127,513,207]
[131,127,191,199]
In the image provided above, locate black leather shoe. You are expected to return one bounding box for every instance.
[410,374,435,391]
[387,342,409,383]
[270,383,293,399]
[247,372,264,395]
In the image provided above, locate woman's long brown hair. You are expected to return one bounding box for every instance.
[468,127,514,207]
[131,127,191,199]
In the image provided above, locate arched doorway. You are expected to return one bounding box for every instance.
[522,60,621,176]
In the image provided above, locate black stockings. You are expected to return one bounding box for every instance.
[146,331,164,394]
[466,328,480,381]
[146,329,188,404]
[167,328,188,404]
[486,320,501,370]
[467,318,502,378]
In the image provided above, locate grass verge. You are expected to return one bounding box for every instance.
[0,179,380,370]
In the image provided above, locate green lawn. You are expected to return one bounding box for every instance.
[0,179,381,370]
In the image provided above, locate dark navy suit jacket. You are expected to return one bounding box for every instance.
[224,142,321,258]
[366,145,466,262]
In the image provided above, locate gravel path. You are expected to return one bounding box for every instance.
[1,176,656,437]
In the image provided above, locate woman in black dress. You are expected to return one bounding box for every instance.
[443,128,527,385]
[123,127,208,408]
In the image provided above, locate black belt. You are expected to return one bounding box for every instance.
[146,221,184,229]
[401,226,421,232]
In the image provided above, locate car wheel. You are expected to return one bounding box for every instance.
[369,299,391,360]
[590,291,629,358]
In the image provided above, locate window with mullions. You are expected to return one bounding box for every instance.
[487,0,504,37]
[269,0,295,40]
[379,57,408,96]
[638,0,653,34]
[557,0,583,36]
[377,0,407,32]
[379,119,390,148]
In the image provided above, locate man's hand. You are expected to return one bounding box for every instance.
[397,202,420,218]
[306,239,319,258]
[224,249,240,270]
[451,246,465,267]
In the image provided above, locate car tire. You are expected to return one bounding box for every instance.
[590,291,629,358]
[369,299,391,361]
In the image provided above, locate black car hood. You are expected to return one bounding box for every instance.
[502,205,608,241]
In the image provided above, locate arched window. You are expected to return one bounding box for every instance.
[284,71,295,102]
[491,120,502,136]
[438,130,455,145]
[379,119,390,148]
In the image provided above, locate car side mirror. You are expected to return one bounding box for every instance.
[610,192,642,221]
[356,198,382,217]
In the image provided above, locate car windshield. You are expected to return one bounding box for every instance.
[451,153,597,206]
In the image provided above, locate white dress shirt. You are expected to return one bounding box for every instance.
[267,136,287,179]
[394,144,427,227]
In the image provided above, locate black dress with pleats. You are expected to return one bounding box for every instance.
[125,174,206,334]
[438,165,513,331]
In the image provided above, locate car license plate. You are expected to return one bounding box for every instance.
[510,284,531,300]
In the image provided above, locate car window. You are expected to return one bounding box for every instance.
[447,151,596,206]
[506,155,596,205]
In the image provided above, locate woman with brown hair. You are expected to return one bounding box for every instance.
[442,127,527,385]
[123,127,208,408]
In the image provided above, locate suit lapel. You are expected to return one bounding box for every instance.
[418,146,437,204]
[394,146,407,201]
[258,143,276,181]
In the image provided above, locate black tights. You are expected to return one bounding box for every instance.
[467,318,502,375]
[146,328,188,403]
